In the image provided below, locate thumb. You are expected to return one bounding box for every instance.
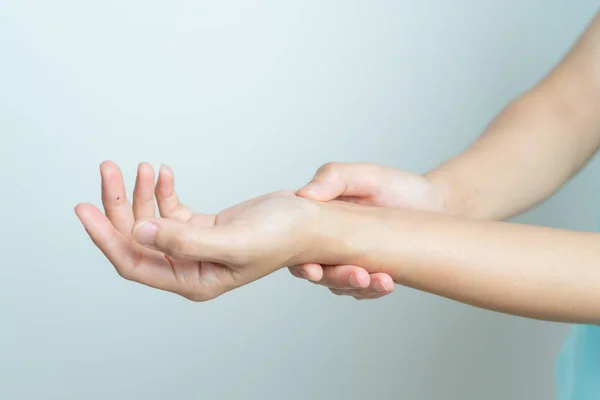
[297,162,383,201]
[132,219,241,263]
[296,162,348,201]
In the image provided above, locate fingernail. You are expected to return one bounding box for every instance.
[133,222,159,246]
[159,164,167,175]
[300,270,313,281]
[349,273,364,288]
[375,281,389,293]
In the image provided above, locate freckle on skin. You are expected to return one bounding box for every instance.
[117,196,120,200]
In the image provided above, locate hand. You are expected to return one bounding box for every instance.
[75,161,327,301]
[291,162,451,300]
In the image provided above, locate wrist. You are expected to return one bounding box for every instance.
[309,201,413,281]
[307,201,372,266]
[425,168,478,219]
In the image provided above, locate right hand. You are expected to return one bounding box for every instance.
[75,162,346,302]
[292,162,455,300]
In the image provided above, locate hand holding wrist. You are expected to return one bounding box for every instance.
[425,168,476,218]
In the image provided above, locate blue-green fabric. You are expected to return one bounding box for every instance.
[555,324,600,399]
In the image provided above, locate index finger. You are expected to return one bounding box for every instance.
[75,203,179,292]
[75,202,139,278]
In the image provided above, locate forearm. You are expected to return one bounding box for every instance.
[320,202,600,323]
[426,12,600,221]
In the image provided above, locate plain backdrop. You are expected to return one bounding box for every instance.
[2,1,600,399]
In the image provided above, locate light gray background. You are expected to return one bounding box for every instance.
[2,1,599,399]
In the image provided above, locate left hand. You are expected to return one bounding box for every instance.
[291,162,449,299]
[75,161,327,301]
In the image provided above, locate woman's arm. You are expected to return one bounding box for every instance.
[427,10,600,221]
[318,201,600,323]
[79,162,600,321]
[290,10,600,297]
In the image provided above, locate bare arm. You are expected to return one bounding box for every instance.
[79,163,600,322]
[427,11,600,221]
[320,201,600,323]
[291,10,600,299]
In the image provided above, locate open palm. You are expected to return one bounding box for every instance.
[75,161,319,301]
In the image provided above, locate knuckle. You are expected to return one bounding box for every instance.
[359,162,382,174]
[317,162,342,176]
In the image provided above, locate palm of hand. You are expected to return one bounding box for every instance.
[76,162,317,301]
[145,191,313,300]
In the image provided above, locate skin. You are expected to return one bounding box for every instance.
[291,9,600,300]
[76,161,326,301]
[75,10,600,321]
[77,161,600,323]
[290,163,447,299]
[325,203,600,324]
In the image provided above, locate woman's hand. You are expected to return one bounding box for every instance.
[75,161,328,301]
[292,162,454,300]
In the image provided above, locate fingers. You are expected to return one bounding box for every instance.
[319,265,370,289]
[100,161,135,236]
[365,272,395,295]
[132,218,238,264]
[291,262,395,299]
[288,263,324,281]
[139,163,209,226]
[133,162,156,220]
[75,202,139,278]
[155,164,195,222]
[296,162,384,201]
[290,263,388,292]
[329,272,395,299]
[76,203,179,292]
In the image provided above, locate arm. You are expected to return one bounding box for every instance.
[290,10,600,297]
[320,201,600,323]
[427,11,600,221]
[79,162,600,322]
